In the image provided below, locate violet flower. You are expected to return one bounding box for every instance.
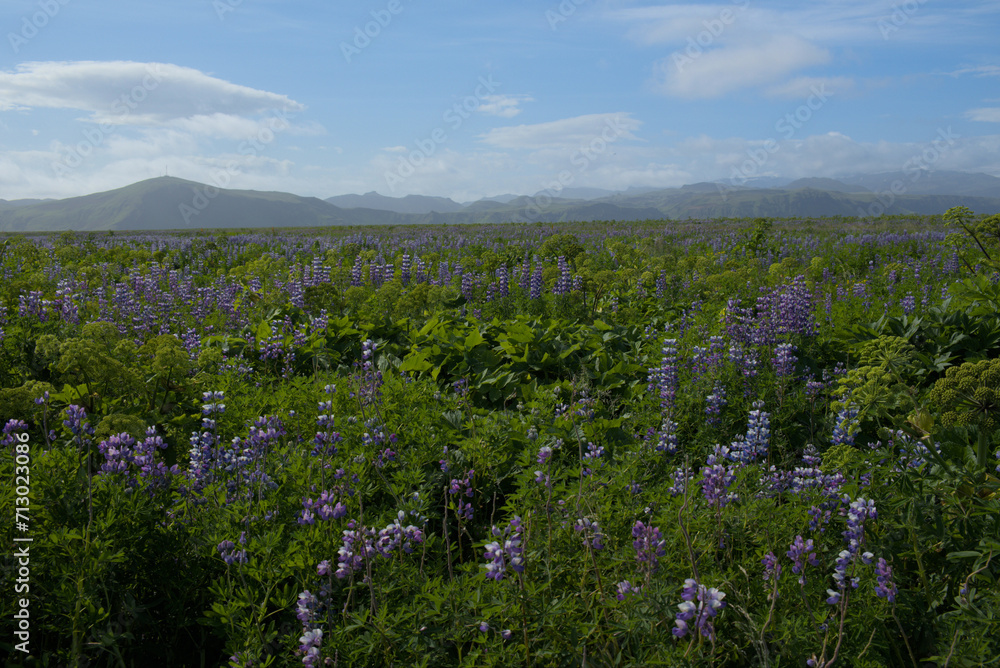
[672,579,726,640]
[874,558,897,603]
[483,516,525,581]
[632,520,666,573]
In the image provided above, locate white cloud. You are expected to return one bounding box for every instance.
[949,64,1000,77]
[611,1,983,48]
[477,94,533,118]
[672,131,1000,184]
[0,61,304,125]
[611,2,995,99]
[966,107,1000,123]
[168,113,269,139]
[653,35,830,99]
[478,113,641,150]
[765,76,855,99]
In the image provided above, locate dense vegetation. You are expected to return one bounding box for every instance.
[2,209,999,667]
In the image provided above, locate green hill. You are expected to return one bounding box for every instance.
[4,175,1000,232]
[0,177,396,232]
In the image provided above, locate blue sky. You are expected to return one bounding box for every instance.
[1,0,998,201]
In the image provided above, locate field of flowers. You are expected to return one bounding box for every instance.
[2,209,999,667]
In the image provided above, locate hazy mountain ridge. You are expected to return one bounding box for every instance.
[2,171,999,232]
[0,177,397,232]
[325,191,465,214]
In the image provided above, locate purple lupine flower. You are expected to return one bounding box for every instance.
[299,490,349,525]
[313,390,342,457]
[299,628,323,667]
[650,417,679,454]
[667,466,692,497]
[704,381,727,425]
[217,540,248,566]
[672,579,726,640]
[400,254,411,286]
[582,441,605,477]
[2,419,29,447]
[773,342,797,378]
[808,506,831,533]
[496,264,509,298]
[762,552,782,581]
[552,256,572,296]
[827,549,853,604]
[616,580,641,600]
[786,535,819,585]
[701,446,736,509]
[843,496,876,556]
[874,558,897,603]
[449,469,474,521]
[530,264,543,300]
[655,269,669,297]
[350,256,363,287]
[335,524,377,579]
[574,517,605,550]
[483,539,506,581]
[483,515,525,581]
[729,401,770,464]
[655,339,680,413]
[63,405,95,439]
[296,590,318,624]
[900,293,916,314]
[375,448,396,468]
[805,378,827,400]
[375,511,425,556]
[831,404,859,447]
[891,429,938,471]
[802,444,822,467]
[98,433,136,475]
[632,520,666,572]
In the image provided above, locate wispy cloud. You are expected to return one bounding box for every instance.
[611,1,996,99]
[652,36,830,99]
[478,113,641,150]
[477,94,533,118]
[966,107,1000,122]
[0,61,303,124]
[764,76,856,99]
[949,64,1000,77]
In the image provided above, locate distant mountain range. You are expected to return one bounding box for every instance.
[1,170,999,232]
[325,191,465,214]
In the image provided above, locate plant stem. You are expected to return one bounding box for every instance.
[892,608,920,668]
[679,458,700,583]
